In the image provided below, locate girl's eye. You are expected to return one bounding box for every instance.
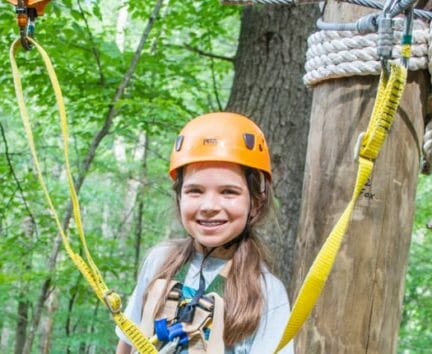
[222,189,239,195]
[185,188,202,194]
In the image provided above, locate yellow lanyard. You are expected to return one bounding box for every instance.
[10,37,157,354]
[274,63,407,352]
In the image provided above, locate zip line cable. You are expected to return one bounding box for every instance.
[221,0,432,22]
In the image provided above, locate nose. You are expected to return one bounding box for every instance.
[199,192,221,215]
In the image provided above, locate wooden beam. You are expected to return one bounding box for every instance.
[291,0,429,352]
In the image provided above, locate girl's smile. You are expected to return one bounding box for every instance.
[179,161,252,253]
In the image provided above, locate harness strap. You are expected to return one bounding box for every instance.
[141,260,230,353]
[9,37,157,354]
[274,63,407,353]
[141,279,179,337]
[206,292,224,354]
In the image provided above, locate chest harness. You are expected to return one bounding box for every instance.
[135,259,231,354]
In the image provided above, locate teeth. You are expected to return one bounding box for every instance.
[199,221,225,226]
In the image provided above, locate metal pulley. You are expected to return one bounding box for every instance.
[7,0,51,50]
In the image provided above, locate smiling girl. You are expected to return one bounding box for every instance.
[116,112,293,354]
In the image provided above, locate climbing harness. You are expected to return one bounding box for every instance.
[8,7,157,354]
[137,260,229,354]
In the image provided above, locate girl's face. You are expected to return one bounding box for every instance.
[179,161,251,251]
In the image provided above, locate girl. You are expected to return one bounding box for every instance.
[116,112,293,354]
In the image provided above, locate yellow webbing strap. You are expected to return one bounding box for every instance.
[9,37,157,354]
[274,63,407,353]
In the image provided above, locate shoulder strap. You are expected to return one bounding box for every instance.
[140,279,179,337]
[206,292,225,354]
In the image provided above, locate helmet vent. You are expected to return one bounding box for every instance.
[175,135,184,151]
[243,133,255,150]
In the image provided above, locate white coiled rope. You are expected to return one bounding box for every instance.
[304,17,432,171]
[304,19,429,85]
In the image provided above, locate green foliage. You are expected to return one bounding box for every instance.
[0,0,239,352]
[398,174,432,353]
[1,0,429,352]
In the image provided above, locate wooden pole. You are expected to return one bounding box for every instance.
[291,2,429,353]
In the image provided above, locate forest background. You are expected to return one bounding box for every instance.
[0,0,430,353]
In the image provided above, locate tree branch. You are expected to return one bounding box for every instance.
[0,122,38,233]
[78,0,164,191]
[183,43,235,62]
[76,0,105,85]
[210,57,223,111]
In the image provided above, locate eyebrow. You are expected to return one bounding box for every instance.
[182,183,244,190]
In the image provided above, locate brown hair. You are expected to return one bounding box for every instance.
[145,166,274,347]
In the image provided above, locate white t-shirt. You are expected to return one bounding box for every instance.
[116,243,294,354]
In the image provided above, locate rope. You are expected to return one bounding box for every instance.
[424,120,432,172]
[221,0,294,5]
[304,19,428,85]
[342,0,432,22]
[222,0,432,21]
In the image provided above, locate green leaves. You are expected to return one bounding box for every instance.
[399,175,432,352]
[0,0,240,351]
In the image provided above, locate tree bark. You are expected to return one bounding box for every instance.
[14,299,28,354]
[0,326,11,350]
[226,4,320,285]
[65,276,81,354]
[39,289,58,354]
[14,216,35,354]
[134,136,149,279]
[291,2,429,352]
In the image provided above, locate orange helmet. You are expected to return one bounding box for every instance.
[169,112,271,180]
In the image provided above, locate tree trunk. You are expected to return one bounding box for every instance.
[116,133,147,247]
[134,133,149,278]
[0,326,11,350]
[85,302,101,354]
[226,4,320,284]
[65,276,81,354]
[14,299,28,354]
[14,216,35,354]
[292,2,429,352]
[39,289,58,354]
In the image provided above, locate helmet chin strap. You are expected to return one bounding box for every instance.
[177,246,216,323]
[222,225,249,249]
[184,221,250,322]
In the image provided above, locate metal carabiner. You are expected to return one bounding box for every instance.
[400,6,414,68]
[8,0,51,51]
[15,1,32,50]
[377,0,399,77]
